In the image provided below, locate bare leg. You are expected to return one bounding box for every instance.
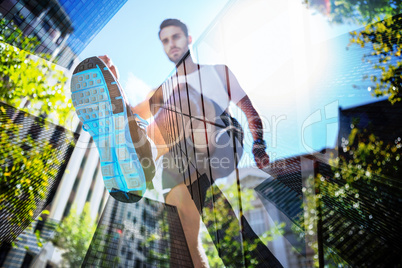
[166,184,209,268]
[147,121,169,160]
[146,86,218,266]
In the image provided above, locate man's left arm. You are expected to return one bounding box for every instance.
[236,95,270,168]
[216,65,270,168]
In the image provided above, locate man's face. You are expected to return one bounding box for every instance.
[159,25,191,64]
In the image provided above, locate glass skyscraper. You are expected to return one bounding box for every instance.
[0,0,127,68]
[83,195,194,268]
[1,0,401,266]
[0,0,125,266]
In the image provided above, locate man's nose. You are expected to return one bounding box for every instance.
[168,39,176,49]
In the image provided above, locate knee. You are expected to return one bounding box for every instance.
[166,185,200,219]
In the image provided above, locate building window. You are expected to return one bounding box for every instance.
[127,251,133,260]
[135,258,143,268]
[142,210,147,221]
[42,20,51,32]
[248,209,267,235]
[137,243,143,253]
[56,36,63,45]
[67,59,74,70]
[21,253,34,268]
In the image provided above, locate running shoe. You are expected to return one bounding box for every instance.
[71,57,155,203]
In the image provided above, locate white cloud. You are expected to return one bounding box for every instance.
[123,72,152,106]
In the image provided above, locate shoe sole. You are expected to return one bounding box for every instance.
[71,57,146,202]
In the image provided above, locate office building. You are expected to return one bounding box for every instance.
[0,0,127,68]
[82,195,193,268]
[0,102,79,267]
[0,0,126,266]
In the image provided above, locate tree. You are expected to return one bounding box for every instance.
[0,18,72,125]
[0,17,74,246]
[293,6,402,264]
[52,203,97,267]
[305,0,402,104]
[200,182,285,267]
[304,0,402,25]
[307,126,401,267]
[0,111,61,244]
[349,15,402,104]
[139,181,285,267]
[299,5,402,265]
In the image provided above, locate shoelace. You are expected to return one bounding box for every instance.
[133,113,149,131]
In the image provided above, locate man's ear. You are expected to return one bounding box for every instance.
[188,35,192,45]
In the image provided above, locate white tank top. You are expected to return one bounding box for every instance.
[166,65,245,112]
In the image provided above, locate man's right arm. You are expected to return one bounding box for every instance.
[130,89,158,119]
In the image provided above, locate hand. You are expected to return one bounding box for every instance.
[252,143,270,169]
[98,55,120,80]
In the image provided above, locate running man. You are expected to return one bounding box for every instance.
[71,18,269,267]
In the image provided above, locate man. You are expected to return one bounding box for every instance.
[71,19,269,267]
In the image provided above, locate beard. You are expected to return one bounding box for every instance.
[168,48,190,64]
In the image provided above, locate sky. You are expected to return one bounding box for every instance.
[79,0,230,106]
[76,0,384,162]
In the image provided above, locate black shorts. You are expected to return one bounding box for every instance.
[161,111,244,197]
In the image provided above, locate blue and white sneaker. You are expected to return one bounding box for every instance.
[71,57,155,203]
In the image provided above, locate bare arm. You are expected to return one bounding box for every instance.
[236,95,270,168]
[236,95,263,141]
[130,89,157,119]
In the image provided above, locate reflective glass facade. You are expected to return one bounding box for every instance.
[0,0,400,267]
[188,1,401,266]
[0,102,78,248]
[82,195,193,267]
[145,1,402,266]
[0,0,126,68]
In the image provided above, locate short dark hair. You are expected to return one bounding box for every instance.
[159,19,188,38]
